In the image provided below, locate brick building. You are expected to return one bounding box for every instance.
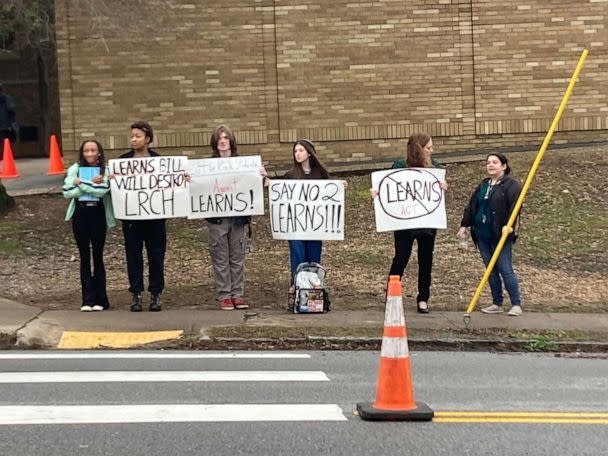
[54,0,608,169]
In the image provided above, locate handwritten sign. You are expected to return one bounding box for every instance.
[109,156,189,220]
[269,179,344,240]
[371,168,446,232]
[188,156,264,219]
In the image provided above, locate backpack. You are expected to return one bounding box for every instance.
[289,262,331,313]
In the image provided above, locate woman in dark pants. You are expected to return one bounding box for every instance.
[373,133,447,313]
[119,121,166,312]
[63,139,115,311]
[458,153,523,316]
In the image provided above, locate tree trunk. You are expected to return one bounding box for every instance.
[0,181,16,215]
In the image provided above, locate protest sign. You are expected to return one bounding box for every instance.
[188,155,264,219]
[109,156,189,219]
[269,179,344,240]
[371,168,446,232]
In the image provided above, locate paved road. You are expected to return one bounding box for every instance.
[0,351,607,455]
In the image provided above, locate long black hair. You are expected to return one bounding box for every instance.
[289,139,329,179]
[78,139,106,173]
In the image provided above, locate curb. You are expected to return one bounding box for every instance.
[141,335,608,353]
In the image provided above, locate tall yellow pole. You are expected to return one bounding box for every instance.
[463,49,589,327]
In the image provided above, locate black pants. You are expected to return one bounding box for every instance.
[388,229,436,303]
[72,203,109,308]
[122,219,166,295]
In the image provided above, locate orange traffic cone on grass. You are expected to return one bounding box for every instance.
[47,134,64,175]
[357,275,434,421]
[0,138,20,178]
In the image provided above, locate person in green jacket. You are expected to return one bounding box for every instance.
[63,139,115,311]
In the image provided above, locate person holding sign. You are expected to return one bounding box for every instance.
[371,133,447,313]
[118,121,166,312]
[206,125,267,311]
[63,140,115,312]
[457,153,523,316]
[283,139,332,281]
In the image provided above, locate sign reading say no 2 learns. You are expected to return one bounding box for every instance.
[269,179,345,240]
[109,156,190,220]
[371,168,446,232]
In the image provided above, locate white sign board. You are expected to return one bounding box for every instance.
[109,156,190,220]
[188,156,264,219]
[371,168,446,232]
[269,179,345,240]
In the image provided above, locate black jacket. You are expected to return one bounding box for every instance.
[460,174,522,244]
[119,148,161,159]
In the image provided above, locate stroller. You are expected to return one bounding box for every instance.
[288,262,331,313]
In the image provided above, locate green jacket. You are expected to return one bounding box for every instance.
[63,163,116,228]
[391,157,441,169]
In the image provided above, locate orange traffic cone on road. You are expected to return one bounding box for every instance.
[47,134,64,175]
[357,275,434,421]
[0,138,20,179]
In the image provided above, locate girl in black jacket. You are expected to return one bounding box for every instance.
[457,153,523,316]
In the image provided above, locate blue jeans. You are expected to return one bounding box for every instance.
[288,240,322,280]
[476,238,521,306]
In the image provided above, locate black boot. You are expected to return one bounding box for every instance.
[149,294,161,312]
[130,293,142,312]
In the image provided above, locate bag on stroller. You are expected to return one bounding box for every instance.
[288,262,331,313]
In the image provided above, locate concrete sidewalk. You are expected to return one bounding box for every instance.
[2,297,607,349]
[1,157,64,196]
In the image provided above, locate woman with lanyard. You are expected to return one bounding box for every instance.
[457,153,523,316]
[63,139,115,311]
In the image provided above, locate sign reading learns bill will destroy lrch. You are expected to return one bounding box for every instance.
[371,168,446,232]
[109,156,190,220]
[188,155,264,219]
[269,179,345,240]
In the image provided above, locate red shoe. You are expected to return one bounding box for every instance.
[232,296,249,309]
[220,298,234,311]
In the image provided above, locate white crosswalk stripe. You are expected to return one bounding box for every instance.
[0,353,311,360]
[0,370,330,383]
[0,352,347,425]
[0,404,347,425]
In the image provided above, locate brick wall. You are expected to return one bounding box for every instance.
[54,0,608,168]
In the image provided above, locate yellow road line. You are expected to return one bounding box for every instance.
[434,411,608,424]
[57,330,183,349]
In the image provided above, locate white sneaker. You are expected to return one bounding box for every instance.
[508,306,523,316]
[80,305,93,312]
[92,305,104,311]
[481,304,503,314]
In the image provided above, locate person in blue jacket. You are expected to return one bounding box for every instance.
[63,139,115,311]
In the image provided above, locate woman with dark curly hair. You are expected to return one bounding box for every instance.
[63,139,115,311]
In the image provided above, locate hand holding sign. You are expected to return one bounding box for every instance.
[269,179,345,240]
[188,155,265,219]
[371,168,447,232]
[109,156,190,220]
